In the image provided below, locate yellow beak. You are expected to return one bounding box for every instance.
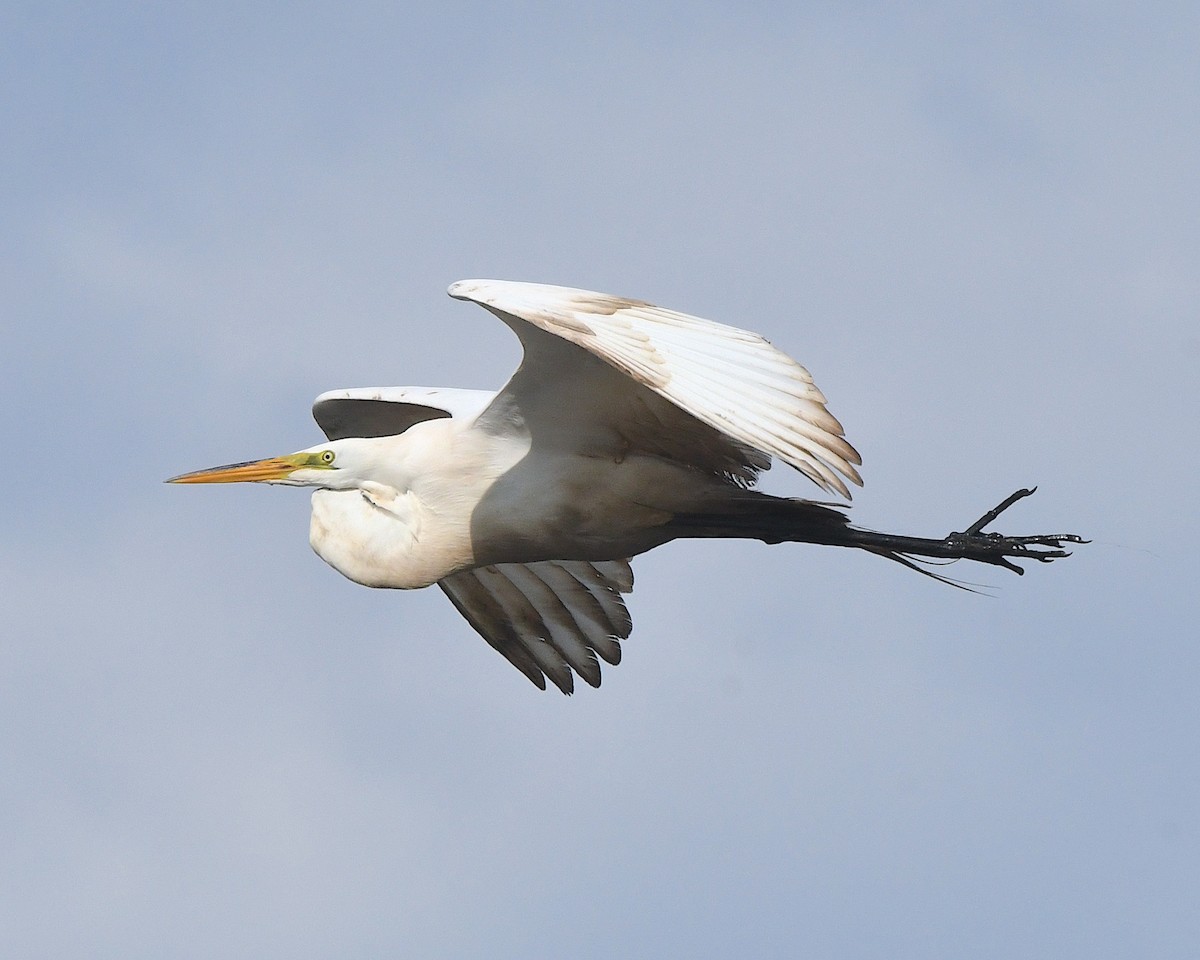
[166,456,300,484]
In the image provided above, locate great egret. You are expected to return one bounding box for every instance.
[169,280,1083,693]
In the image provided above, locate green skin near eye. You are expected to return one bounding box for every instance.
[290,450,336,470]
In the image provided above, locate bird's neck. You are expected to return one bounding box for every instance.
[308,488,474,589]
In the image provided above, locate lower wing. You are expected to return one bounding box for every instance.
[438,559,634,694]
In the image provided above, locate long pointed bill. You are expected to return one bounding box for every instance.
[166,456,302,484]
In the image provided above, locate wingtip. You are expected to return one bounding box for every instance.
[448,279,503,301]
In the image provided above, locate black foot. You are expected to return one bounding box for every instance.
[945,487,1088,574]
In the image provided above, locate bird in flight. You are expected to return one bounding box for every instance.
[169,280,1083,693]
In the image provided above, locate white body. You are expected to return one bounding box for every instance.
[306,415,748,589]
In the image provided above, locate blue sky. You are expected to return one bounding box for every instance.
[3,3,1198,957]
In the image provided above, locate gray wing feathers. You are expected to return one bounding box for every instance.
[312,387,495,440]
[438,559,635,694]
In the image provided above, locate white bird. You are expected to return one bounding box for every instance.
[169,280,1082,693]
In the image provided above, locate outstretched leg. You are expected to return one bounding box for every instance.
[842,487,1087,575]
[664,486,1085,582]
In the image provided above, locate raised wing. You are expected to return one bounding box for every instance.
[438,559,634,694]
[448,280,862,497]
[313,386,495,440]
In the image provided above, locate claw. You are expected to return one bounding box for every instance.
[947,500,1087,575]
[843,487,1085,582]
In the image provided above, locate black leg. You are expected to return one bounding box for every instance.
[844,488,1087,576]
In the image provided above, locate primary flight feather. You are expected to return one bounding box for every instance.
[170,280,1082,693]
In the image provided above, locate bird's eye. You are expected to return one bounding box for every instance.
[320,450,336,465]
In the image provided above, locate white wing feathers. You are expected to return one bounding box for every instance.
[438,559,634,693]
[449,279,862,498]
